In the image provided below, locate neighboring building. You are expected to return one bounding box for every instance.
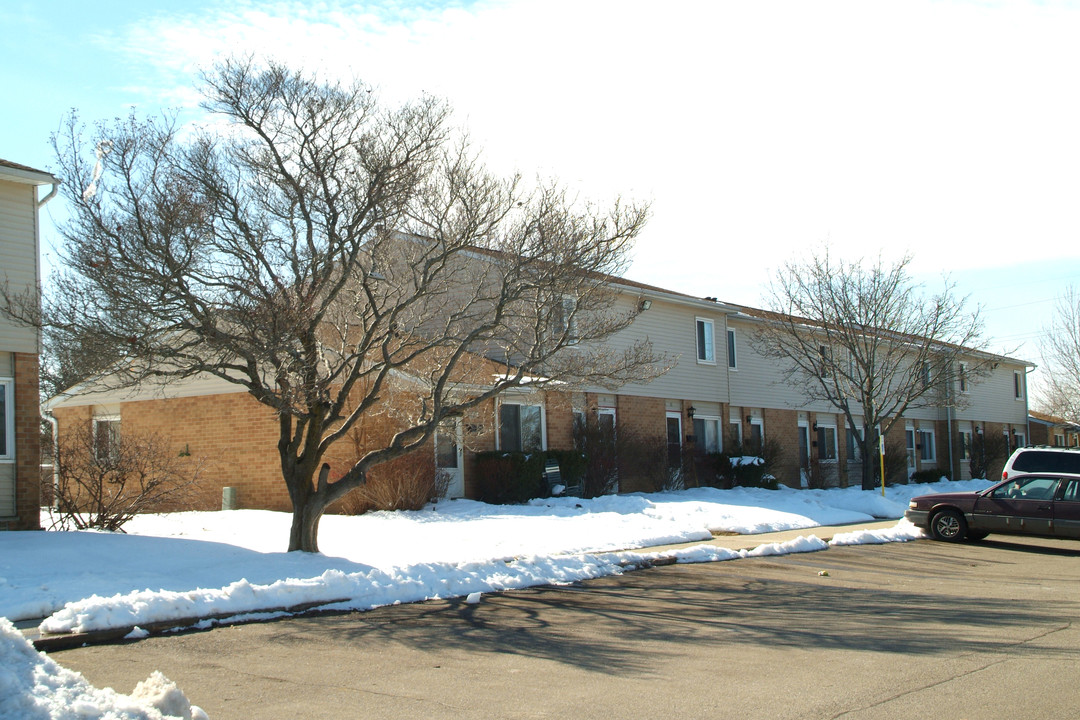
[1029,411,1080,448]
[1,159,59,530]
[47,246,1033,509]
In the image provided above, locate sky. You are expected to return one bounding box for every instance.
[3,0,1079,398]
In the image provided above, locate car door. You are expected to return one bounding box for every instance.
[972,476,1059,536]
[1053,479,1080,538]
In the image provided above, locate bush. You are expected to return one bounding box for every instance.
[544,449,589,496]
[709,437,783,490]
[910,468,950,484]
[969,432,1009,480]
[473,451,547,504]
[572,416,619,497]
[50,426,208,532]
[336,450,450,515]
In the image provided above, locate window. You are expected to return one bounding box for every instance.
[727,329,737,369]
[817,425,838,461]
[696,319,715,363]
[1014,431,1025,449]
[958,362,969,393]
[0,379,12,460]
[1014,371,1025,400]
[921,361,932,388]
[693,417,721,453]
[918,428,935,462]
[959,430,972,460]
[93,416,121,463]
[818,345,831,378]
[498,402,544,452]
[554,296,578,345]
[1055,434,1066,447]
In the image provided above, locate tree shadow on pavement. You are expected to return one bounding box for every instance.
[264,543,1075,677]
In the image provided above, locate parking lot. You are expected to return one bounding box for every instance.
[55,536,1080,719]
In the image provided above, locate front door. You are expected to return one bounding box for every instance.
[666,412,683,470]
[435,418,465,499]
[905,429,917,479]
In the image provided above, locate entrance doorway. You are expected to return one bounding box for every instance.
[435,418,464,498]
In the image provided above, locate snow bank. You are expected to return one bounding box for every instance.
[0,618,208,719]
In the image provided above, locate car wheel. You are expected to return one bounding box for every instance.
[930,509,967,542]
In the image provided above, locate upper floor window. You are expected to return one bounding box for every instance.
[921,361,932,388]
[958,362,969,393]
[818,345,831,378]
[696,318,715,364]
[1014,371,1025,400]
[727,329,737,369]
[0,379,12,460]
[550,296,578,345]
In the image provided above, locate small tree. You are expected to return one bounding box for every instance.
[1038,286,1080,422]
[51,426,208,531]
[754,249,986,490]
[7,58,662,552]
[968,431,1009,480]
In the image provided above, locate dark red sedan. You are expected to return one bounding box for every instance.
[905,473,1080,542]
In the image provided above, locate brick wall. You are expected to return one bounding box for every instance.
[12,353,41,530]
[763,407,800,487]
[615,394,666,493]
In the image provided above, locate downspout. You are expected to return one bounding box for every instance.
[44,413,59,509]
[37,182,59,209]
[946,364,954,480]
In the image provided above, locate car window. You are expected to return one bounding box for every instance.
[1012,451,1080,474]
[1062,480,1080,502]
[990,476,1061,500]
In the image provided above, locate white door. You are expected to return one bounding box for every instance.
[905,428,917,478]
[435,419,465,498]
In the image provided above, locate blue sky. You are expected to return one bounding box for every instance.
[4,0,1080,398]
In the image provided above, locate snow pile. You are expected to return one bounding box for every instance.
[829,519,925,546]
[0,618,208,719]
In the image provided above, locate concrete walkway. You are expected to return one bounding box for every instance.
[21,519,906,651]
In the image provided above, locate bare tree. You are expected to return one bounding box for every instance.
[753,249,986,490]
[11,58,661,551]
[1038,286,1080,422]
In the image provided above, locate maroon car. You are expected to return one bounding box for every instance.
[905,473,1080,542]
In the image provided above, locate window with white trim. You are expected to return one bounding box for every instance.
[0,379,12,460]
[1055,433,1066,447]
[727,329,737,369]
[498,401,545,452]
[696,318,715,364]
[918,428,935,462]
[816,424,838,461]
[958,362,969,394]
[729,420,742,447]
[554,296,578,345]
[1014,371,1025,400]
[93,415,121,463]
[748,419,763,455]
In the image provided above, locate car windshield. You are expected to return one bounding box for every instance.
[990,477,1061,500]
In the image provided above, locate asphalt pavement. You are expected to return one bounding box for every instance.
[49,530,1080,719]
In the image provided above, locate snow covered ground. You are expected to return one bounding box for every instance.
[0,479,992,719]
[1,480,991,633]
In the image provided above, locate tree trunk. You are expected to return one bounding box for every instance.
[860,424,878,491]
[288,497,325,553]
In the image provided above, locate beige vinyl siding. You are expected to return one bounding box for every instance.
[956,362,1029,426]
[726,317,840,414]
[0,180,40,353]
[47,371,249,410]
[594,295,728,402]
